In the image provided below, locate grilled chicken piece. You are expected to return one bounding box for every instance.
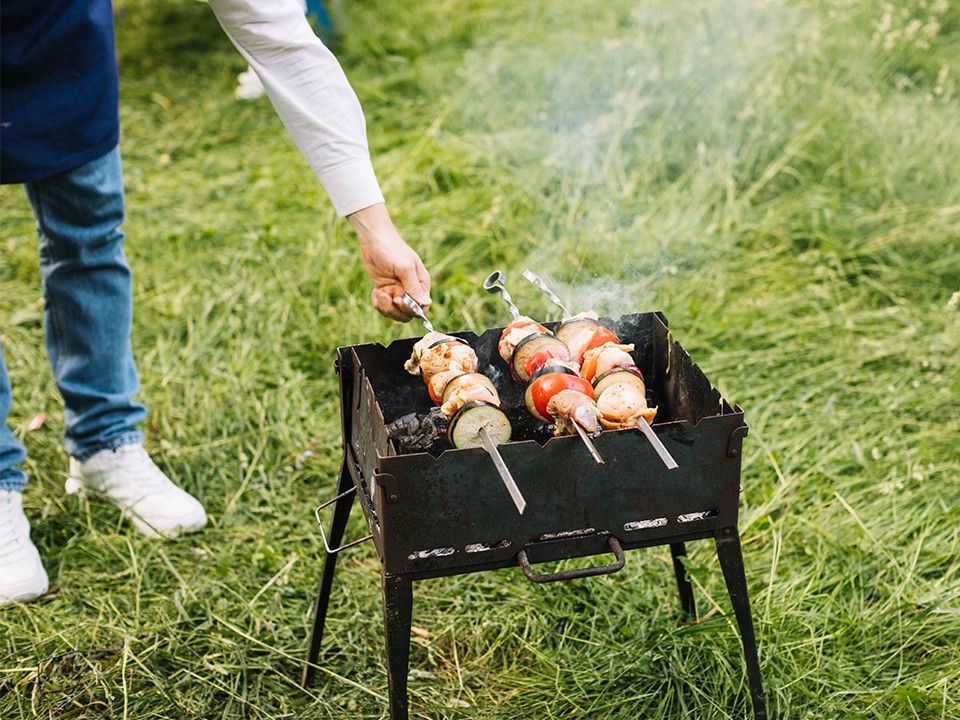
[596,382,657,430]
[560,318,602,360]
[428,368,463,402]
[420,342,478,379]
[405,332,458,375]
[546,389,601,435]
[440,378,500,419]
[405,333,479,379]
[591,344,635,377]
[581,342,636,379]
[539,357,582,375]
[497,317,547,363]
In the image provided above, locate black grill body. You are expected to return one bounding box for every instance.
[302,312,766,719]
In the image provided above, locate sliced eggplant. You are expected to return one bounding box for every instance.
[592,365,646,397]
[448,401,512,449]
[441,372,499,404]
[510,332,570,382]
[556,316,601,346]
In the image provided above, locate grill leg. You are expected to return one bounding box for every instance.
[381,573,413,720]
[302,460,357,688]
[669,542,697,619]
[715,528,767,720]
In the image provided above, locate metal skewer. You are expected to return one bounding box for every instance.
[522,269,570,317]
[573,423,605,464]
[483,271,522,319]
[636,417,679,470]
[478,426,527,514]
[400,293,433,332]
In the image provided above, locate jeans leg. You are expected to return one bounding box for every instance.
[24,147,146,461]
[0,339,29,492]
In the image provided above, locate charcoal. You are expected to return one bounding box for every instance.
[387,406,447,453]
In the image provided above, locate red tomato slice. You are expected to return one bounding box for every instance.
[522,348,561,379]
[581,327,619,357]
[528,373,594,421]
[577,327,620,377]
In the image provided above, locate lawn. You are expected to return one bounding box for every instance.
[1,0,958,718]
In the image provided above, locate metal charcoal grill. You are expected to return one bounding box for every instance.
[302,312,766,719]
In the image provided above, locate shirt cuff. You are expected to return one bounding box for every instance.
[317,158,386,217]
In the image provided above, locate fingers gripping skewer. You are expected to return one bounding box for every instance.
[522,269,570,317]
[483,271,521,319]
[400,293,434,332]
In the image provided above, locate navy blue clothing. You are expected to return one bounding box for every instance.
[1,0,120,184]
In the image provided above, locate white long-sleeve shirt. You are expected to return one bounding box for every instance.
[207,0,385,217]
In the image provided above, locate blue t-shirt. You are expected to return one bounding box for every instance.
[1,0,120,184]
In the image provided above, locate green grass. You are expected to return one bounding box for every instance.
[2,0,959,717]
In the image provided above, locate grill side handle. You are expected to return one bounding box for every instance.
[517,536,625,583]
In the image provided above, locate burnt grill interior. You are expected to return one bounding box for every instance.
[302,312,766,719]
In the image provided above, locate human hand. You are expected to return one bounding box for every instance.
[347,203,432,322]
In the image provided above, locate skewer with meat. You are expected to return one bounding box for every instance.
[401,293,527,513]
[484,278,603,457]
[519,269,676,469]
[495,314,601,438]
[521,363,604,463]
[578,336,676,469]
[404,331,510,448]
[580,341,658,430]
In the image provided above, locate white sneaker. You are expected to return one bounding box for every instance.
[66,444,207,539]
[0,490,50,606]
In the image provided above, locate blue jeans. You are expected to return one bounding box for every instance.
[0,147,146,492]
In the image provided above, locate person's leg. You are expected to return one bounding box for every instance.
[25,146,146,461]
[25,147,205,538]
[0,339,29,494]
[1,338,49,606]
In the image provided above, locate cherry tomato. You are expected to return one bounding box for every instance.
[527,373,593,422]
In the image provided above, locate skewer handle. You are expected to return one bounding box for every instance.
[573,422,605,464]
[482,271,522,319]
[400,293,433,332]
[522,269,570,317]
[478,425,527,514]
[637,417,679,470]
